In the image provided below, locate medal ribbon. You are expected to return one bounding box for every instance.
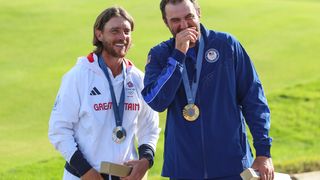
[182,35,205,104]
[98,56,125,127]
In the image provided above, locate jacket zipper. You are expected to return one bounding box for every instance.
[200,115,208,178]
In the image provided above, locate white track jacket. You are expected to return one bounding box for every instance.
[48,53,160,174]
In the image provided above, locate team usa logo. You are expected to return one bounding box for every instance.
[205,48,219,63]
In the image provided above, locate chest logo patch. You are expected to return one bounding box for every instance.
[126,81,136,97]
[205,48,219,63]
[127,81,134,88]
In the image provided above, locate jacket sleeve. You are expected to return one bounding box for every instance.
[232,37,272,157]
[136,97,161,167]
[48,67,92,175]
[141,48,186,112]
[136,96,160,151]
[136,73,161,168]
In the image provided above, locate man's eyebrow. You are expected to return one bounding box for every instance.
[169,13,195,21]
[185,13,195,18]
[170,17,180,21]
[110,27,120,30]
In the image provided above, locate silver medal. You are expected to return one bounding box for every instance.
[112,126,126,143]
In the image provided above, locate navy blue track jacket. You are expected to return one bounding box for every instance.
[142,24,272,179]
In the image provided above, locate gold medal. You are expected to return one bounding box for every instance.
[182,104,200,121]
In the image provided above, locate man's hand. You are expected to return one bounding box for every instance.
[251,156,274,180]
[81,168,104,180]
[120,158,149,180]
[175,27,199,54]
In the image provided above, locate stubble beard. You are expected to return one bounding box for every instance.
[103,40,131,58]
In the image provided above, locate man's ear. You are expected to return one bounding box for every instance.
[196,8,201,18]
[163,18,169,27]
[95,29,103,41]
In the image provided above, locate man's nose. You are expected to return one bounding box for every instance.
[118,31,127,40]
[180,19,188,29]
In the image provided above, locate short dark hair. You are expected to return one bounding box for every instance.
[160,0,199,21]
[93,6,134,55]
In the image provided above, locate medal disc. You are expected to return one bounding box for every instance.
[182,104,200,121]
[112,126,126,143]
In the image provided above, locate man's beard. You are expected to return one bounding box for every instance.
[102,40,130,58]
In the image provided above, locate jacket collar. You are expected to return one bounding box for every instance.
[77,52,134,75]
